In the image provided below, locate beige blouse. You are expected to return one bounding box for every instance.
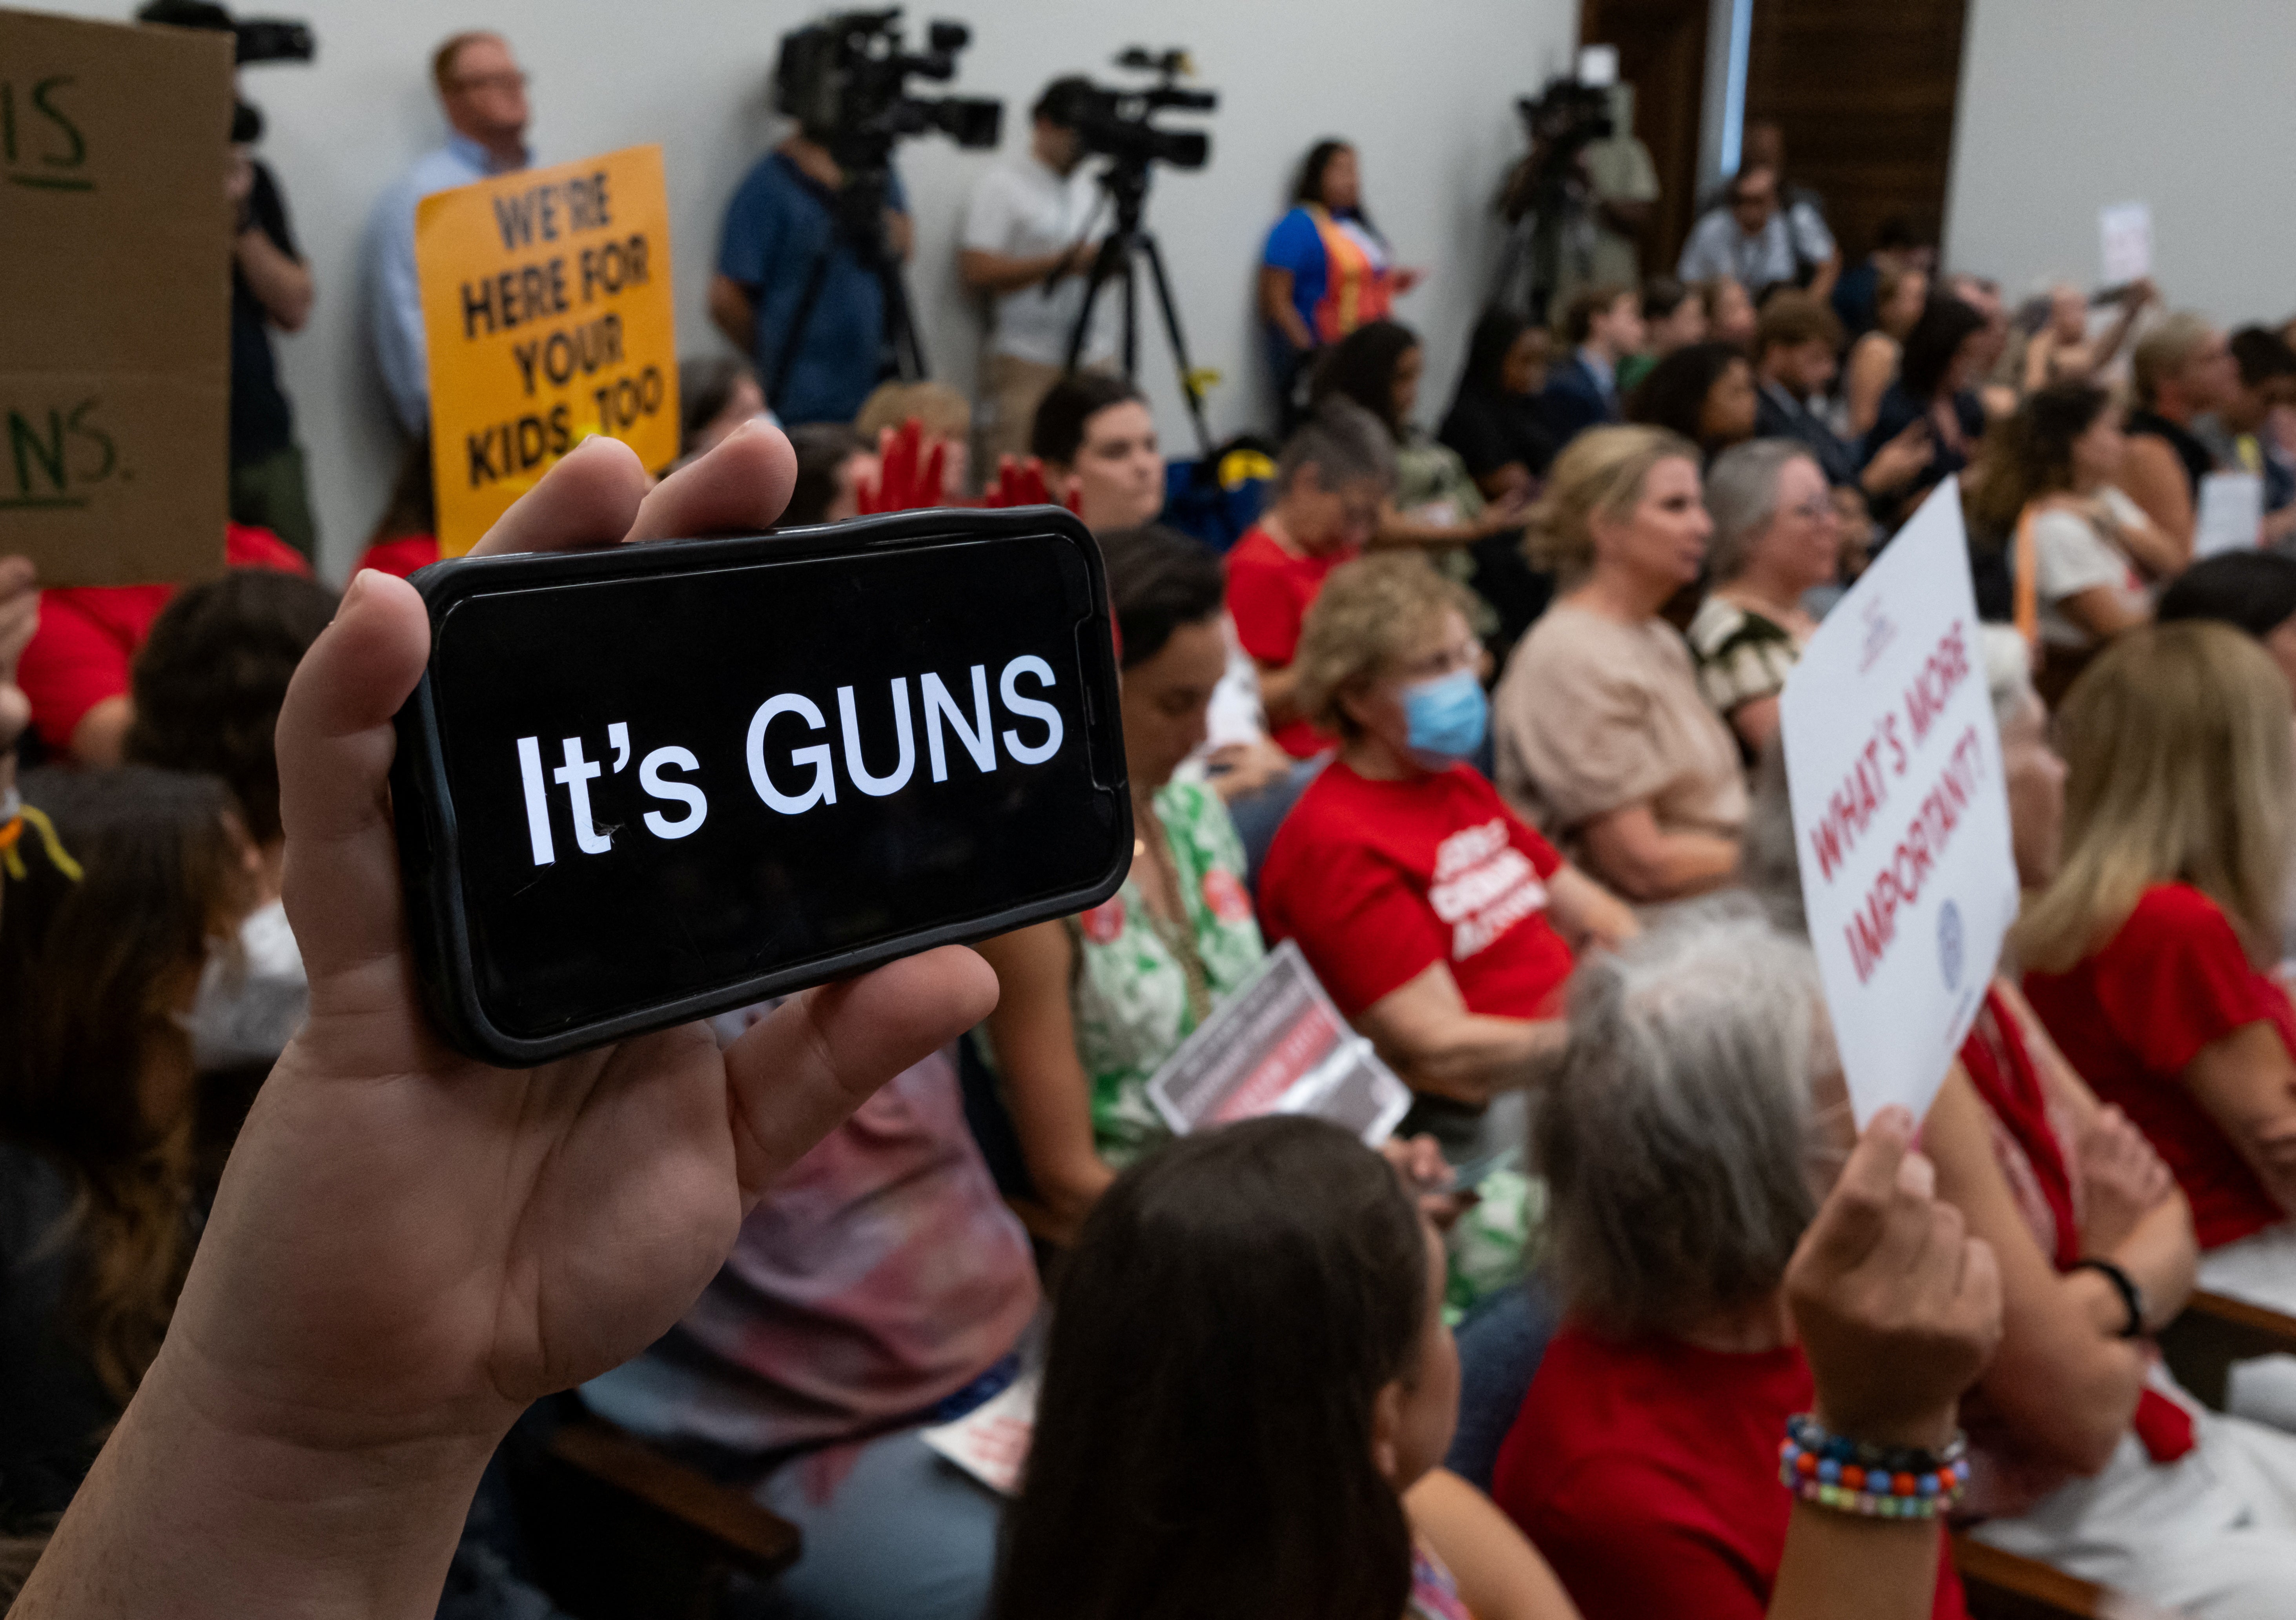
[1492,602,1749,851]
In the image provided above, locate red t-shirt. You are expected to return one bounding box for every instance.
[1257,760,1573,1019]
[1224,523,1358,758]
[19,524,310,753]
[356,534,442,579]
[2022,883,2296,1249]
[1494,1325,1966,1620]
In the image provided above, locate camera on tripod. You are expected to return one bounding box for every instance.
[1509,75,1614,209]
[137,1,313,63]
[1041,46,1217,172]
[774,9,1003,162]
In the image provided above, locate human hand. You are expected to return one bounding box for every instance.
[1476,489,1533,536]
[1380,1132,1465,1227]
[2077,1104,2175,1256]
[1786,1107,2002,1450]
[857,419,950,514]
[1867,418,1933,491]
[981,453,1081,515]
[21,426,999,1615]
[1204,737,1292,802]
[1393,266,1426,296]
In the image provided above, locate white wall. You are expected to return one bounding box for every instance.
[1946,0,2296,324]
[36,0,1577,580]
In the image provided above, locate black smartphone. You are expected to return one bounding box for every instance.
[388,505,1132,1066]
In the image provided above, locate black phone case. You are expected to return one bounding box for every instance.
[388,505,1132,1067]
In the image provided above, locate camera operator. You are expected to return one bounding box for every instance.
[364,32,533,438]
[1507,85,1658,315]
[709,130,915,429]
[960,77,1118,465]
[137,1,319,561]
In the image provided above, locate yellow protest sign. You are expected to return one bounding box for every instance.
[418,145,676,556]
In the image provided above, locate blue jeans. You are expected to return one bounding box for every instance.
[744,1427,1004,1620]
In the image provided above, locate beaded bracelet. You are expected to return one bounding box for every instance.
[1778,1412,1970,1521]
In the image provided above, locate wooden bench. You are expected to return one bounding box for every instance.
[1953,1533,2108,1620]
[2158,1288,2296,1412]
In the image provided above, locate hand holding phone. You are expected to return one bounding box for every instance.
[390,462,1130,1065]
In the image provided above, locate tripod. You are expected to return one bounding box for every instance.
[1063,159,1213,457]
[767,161,928,413]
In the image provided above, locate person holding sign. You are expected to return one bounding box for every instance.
[364,32,533,436]
[1494,915,2002,1620]
[1747,643,2296,1616]
[1259,555,1635,1121]
[974,526,1265,1239]
[2020,625,2296,1340]
[1492,426,1747,901]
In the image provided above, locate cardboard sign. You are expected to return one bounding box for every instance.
[2195,471,2265,559]
[0,9,233,586]
[1146,940,1413,1147]
[1778,480,2019,1125]
[2099,200,2152,287]
[417,146,677,557]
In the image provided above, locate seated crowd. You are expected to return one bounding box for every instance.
[18,89,2296,1620]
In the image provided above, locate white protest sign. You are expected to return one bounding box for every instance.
[2195,471,2265,558]
[1778,480,2019,1125]
[2099,201,2152,286]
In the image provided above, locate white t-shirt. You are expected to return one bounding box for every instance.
[960,153,1117,367]
[2032,486,2148,650]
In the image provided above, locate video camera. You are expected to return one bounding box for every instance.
[137,1,313,64]
[1516,75,1614,168]
[1042,47,1216,171]
[774,8,1002,166]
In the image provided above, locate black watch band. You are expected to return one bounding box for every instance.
[2072,1256,2146,1339]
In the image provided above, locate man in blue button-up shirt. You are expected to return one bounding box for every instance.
[364,31,532,437]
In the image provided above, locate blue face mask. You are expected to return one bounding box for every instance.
[1401,668,1488,769]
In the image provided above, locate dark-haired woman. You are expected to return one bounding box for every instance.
[1860,295,1990,530]
[1966,383,2173,698]
[1616,277,1706,397]
[991,1115,1580,1620]
[2160,548,2296,693]
[1261,140,1423,428]
[1440,308,1560,505]
[1624,341,1759,466]
[975,526,1266,1240]
[1,766,253,1590]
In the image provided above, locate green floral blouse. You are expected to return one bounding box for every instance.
[1060,779,1265,1167]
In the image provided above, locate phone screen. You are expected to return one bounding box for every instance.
[418,528,1126,1043]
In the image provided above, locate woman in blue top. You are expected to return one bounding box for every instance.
[1261,140,1424,430]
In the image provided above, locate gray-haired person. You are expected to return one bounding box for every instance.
[1489,910,2002,1618]
[1685,440,1839,761]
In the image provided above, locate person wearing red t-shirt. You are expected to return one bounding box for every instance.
[1496,915,1999,1620]
[1259,556,1634,1113]
[1226,401,1394,758]
[16,523,310,766]
[2017,622,2296,1329]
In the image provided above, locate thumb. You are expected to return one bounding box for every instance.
[1797,1105,1915,1279]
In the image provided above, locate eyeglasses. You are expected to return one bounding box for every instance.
[1783,497,1835,522]
[1398,639,1482,682]
[454,69,528,92]
[1731,190,1773,211]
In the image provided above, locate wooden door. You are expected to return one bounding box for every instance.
[1580,0,1710,277]
[1742,0,1971,263]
